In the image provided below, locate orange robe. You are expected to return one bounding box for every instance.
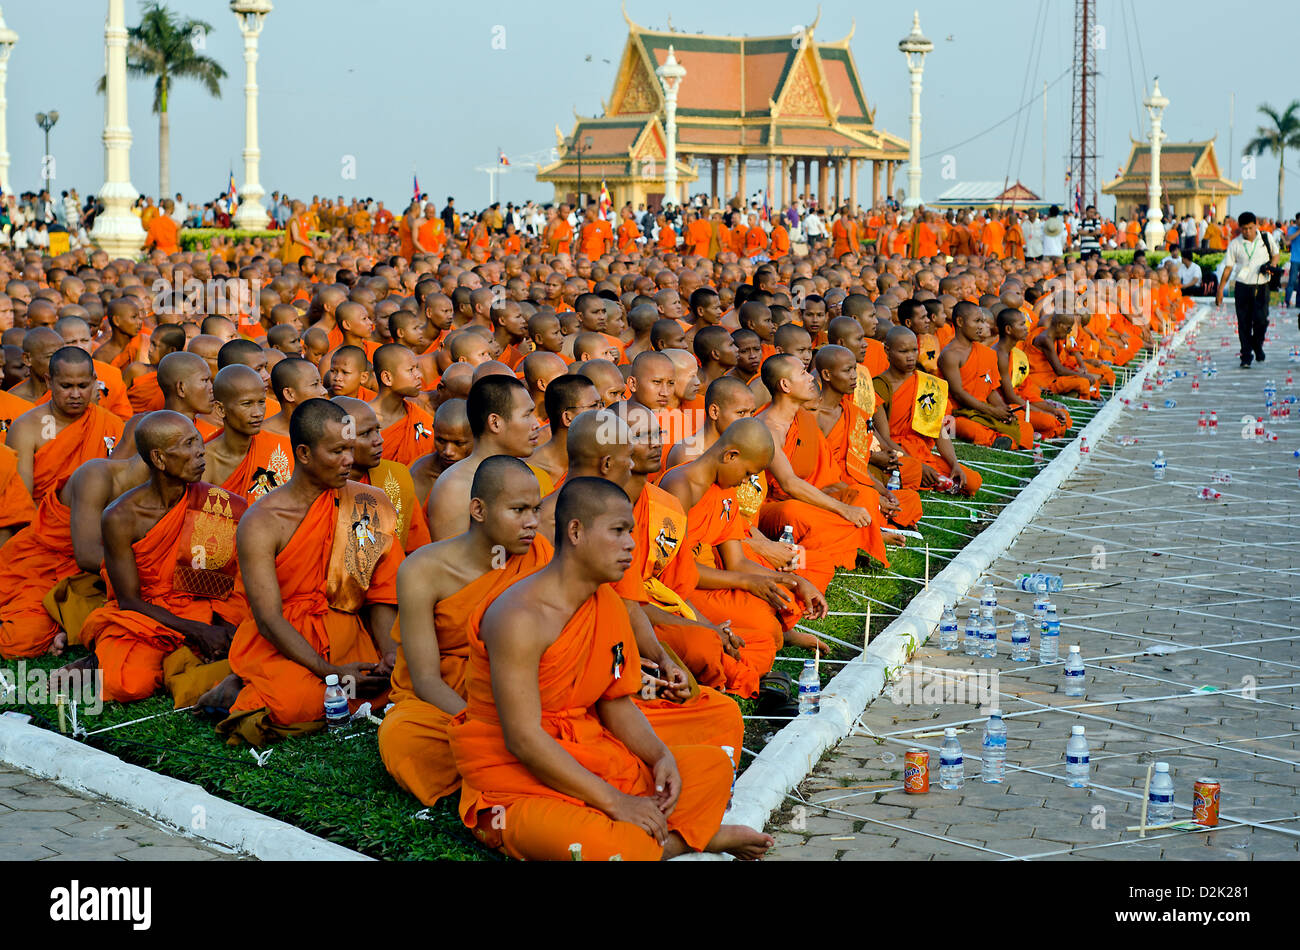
[448,583,732,861]
[617,220,641,254]
[611,484,744,755]
[685,220,711,257]
[769,224,790,259]
[1006,348,1072,440]
[744,226,768,259]
[757,408,889,589]
[823,389,922,528]
[0,444,36,533]
[378,399,435,466]
[418,217,447,257]
[656,225,678,253]
[980,220,1006,259]
[832,219,860,258]
[211,430,290,501]
[579,220,612,260]
[84,482,248,703]
[126,370,164,413]
[379,536,552,807]
[223,483,403,742]
[1024,334,1091,397]
[875,373,981,495]
[862,339,889,378]
[0,388,34,445]
[0,488,81,658]
[1004,223,1025,261]
[949,342,1033,449]
[144,215,180,255]
[280,214,313,265]
[661,481,789,699]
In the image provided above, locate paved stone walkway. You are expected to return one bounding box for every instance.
[0,767,245,860]
[769,304,1300,861]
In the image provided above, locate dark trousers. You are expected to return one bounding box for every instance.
[1234,282,1270,363]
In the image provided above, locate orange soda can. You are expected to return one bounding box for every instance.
[904,750,930,793]
[1192,778,1220,827]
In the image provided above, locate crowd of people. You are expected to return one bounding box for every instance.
[0,185,1214,860]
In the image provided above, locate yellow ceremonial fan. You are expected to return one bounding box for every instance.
[912,372,948,439]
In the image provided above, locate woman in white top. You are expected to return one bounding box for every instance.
[1041,205,1066,258]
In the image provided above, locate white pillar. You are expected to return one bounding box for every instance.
[898,11,933,211]
[0,8,16,196]
[1143,79,1169,252]
[232,0,272,230]
[90,0,145,258]
[656,45,686,209]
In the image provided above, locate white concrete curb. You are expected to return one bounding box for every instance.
[0,717,372,861]
[705,305,1211,844]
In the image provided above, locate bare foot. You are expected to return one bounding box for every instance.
[882,529,908,547]
[193,673,243,716]
[58,654,98,676]
[783,628,832,655]
[707,824,774,861]
[50,632,68,657]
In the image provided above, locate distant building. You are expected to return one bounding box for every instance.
[536,9,908,212]
[931,181,1051,211]
[1101,139,1241,220]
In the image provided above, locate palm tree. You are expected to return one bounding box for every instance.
[1244,100,1300,223]
[97,2,226,199]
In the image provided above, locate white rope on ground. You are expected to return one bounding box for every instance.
[80,706,196,737]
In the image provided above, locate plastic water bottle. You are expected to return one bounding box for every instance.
[938,605,959,650]
[1032,439,1044,465]
[887,468,902,492]
[1208,410,1218,435]
[980,581,997,615]
[779,524,795,546]
[1015,572,1064,593]
[1152,451,1167,479]
[1197,410,1207,436]
[1148,762,1175,822]
[939,728,964,790]
[978,609,997,658]
[1039,604,1060,663]
[981,711,1007,784]
[1010,613,1031,662]
[1063,645,1086,696]
[324,674,350,730]
[963,608,980,656]
[1065,725,1089,788]
[797,659,820,715]
[1033,595,1049,624]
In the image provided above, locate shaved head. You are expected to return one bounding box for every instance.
[553,475,633,553]
[135,410,199,472]
[717,417,775,466]
[212,363,264,404]
[470,453,537,504]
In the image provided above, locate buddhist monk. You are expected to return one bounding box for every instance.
[528,374,601,486]
[0,444,36,548]
[122,324,187,413]
[368,344,434,466]
[993,307,1071,441]
[574,358,631,409]
[871,327,981,496]
[261,356,330,483]
[409,397,473,506]
[92,297,146,369]
[812,345,922,529]
[75,412,247,704]
[332,396,431,554]
[427,376,543,540]
[520,350,568,424]
[112,351,214,459]
[201,364,283,501]
[1024,312,1099,399]
[216,398,403,745]
[447,476,772,861]
[659,419,827,702]
[380,455,551,807]
[939,301,1032,449]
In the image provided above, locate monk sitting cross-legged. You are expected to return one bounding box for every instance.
[1024,312,1100,400]
[993,307,1071,441]
[332,396,431,554]
[938,301,1032,450]
[215,398,404,746]
[447,476,772,861]
[755,354,894,590]
[659,419,828,701]
[812,345,923,529]
[379,456,551,808]
[871,327,982,496]
[73,412,249,705]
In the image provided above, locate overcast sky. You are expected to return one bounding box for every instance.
[3,0,1294,217]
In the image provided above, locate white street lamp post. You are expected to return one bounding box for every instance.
[90,0,146,258]
[898,11,933,211]
[1144,78,1169,253]
[0,8,17,196]
[656,45,686,208]
[231,0,272,230]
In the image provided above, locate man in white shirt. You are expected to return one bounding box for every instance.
[803,209,825,246]
[1216,211,1281,368]
[1169,247,1202,294]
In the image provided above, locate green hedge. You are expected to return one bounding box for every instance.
[178,227,326,252]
